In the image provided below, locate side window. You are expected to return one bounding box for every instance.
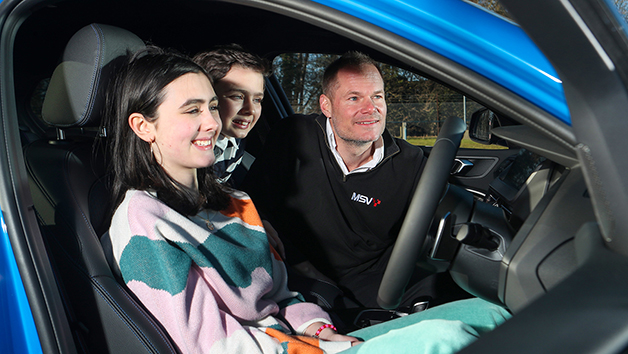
[273,53,496,148]
[273,53,336,115]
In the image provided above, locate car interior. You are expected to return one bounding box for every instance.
[4,0,611,353]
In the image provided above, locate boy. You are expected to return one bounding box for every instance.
[193,45,270,186]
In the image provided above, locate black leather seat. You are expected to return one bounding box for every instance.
[23,23,180,354]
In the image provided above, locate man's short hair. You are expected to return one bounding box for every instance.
[193,44,271,83]
[322,51,384,97]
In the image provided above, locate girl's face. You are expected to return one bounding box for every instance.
[147,72,221,188]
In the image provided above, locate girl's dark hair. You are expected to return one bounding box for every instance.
[104,46,231,216]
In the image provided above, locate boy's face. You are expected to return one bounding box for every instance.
[214,65,264,139]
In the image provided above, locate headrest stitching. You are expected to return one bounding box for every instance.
[80,23,104,127]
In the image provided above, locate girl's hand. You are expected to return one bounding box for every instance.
[306,322,363,346]
[324,333,363,346]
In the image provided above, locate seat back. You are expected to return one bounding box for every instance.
[24,23,180,354]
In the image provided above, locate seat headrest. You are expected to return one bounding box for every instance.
[42,23,145,128]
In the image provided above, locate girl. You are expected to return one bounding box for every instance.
[105,47,509,354]
[105,46,357,353]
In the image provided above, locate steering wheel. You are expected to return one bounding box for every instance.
[377,116,467,309]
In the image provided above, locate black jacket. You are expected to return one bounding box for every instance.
[242,113,426,282]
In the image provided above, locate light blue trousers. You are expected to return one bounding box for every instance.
[341,298,511,354]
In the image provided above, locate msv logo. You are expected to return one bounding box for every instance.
[351,192,381,207]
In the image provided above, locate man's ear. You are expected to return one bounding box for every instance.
[128,113,155,143]
[320,94,332,118]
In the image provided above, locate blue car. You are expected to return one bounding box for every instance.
[1,0,627,352]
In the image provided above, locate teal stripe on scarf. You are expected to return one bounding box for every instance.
[119,223,272,294]
[178,223,272,288]
[120,236,191,295]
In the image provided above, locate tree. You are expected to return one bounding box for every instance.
[615,0,628,22]
[381,65,482,137]
[274,54,337,114]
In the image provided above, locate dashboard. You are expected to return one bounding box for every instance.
[440,125,596,312]
[487,148,563,230]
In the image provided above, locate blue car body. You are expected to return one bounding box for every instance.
[0,209,42,354]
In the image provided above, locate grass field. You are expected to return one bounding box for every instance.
[406,136,507,149]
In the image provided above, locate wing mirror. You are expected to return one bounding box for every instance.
[469,108,499,144]
[468,108,518,146]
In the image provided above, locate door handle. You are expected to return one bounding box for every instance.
[451,159,474,175]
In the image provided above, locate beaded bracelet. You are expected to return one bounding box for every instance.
[314,323,337,337]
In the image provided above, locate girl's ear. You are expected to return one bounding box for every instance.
[128,113,155,143]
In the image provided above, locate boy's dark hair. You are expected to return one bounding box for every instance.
[321,51,383,97]
[104,46,231,216]
[193,44,271,82]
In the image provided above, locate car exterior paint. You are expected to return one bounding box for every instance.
[0,210,43,354]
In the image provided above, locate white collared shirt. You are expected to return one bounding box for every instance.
[325,118,384,176]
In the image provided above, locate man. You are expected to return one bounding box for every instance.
[242,52,466,309]
[193,45,270,187]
